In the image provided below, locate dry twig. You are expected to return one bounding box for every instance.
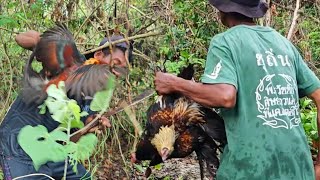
[0,27,19,34]
[0,42,13,120]
[287,0,301,40]
[82,31,161,55]
[274,2,320,24]
[74,2,103,39]
[20,0,32,29]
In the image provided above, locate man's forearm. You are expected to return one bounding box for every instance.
[317,111,320,163]
[155,72,237,108]
[308,88,320,163]
[173,78,236,108]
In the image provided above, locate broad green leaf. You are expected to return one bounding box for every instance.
[67,133,98,172]
[304,123,312,131]
[17,125,68,170]
[300,113,306,122]
[74,133,98,160]
[154,164,162,170]
[180,50,189,58]
[133,164,144,173]
[302,99,313,109]
[38,103,47,114]
[90,77,115,112]
[0,15,18,26]
[80,111,89,117]
[311,130,318,136]
[46,82,68,101]
[67,100,84,129]
[45,82,69,124]
[311,113,318,130]
[45,82,84,129]
[49,102,68,123]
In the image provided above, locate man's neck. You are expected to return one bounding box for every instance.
[229,21,256,27]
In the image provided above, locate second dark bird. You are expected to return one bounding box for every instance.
[21,23,127,105]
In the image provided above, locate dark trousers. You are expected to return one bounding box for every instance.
[0,155,91,180]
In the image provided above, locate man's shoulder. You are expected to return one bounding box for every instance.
[214,25,278,38]
[210,25,290,47]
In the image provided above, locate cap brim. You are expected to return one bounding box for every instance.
[84,35,129,60]
[84,52,95,60]
[209,0,268,18]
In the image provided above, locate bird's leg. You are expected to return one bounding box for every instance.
[196,151,205,180]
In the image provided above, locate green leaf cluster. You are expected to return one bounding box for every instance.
[18,125,98,171]
[18,125,68,170]
[300,98,318,143]
[90,76,115,112]
[40,81,87,129]
[17,81,115,172]
[158,0,221,77]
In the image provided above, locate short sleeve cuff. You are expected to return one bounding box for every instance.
[299,81,320,97]
[201,74,238,90]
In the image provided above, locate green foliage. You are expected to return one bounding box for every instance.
[133,164,145,173]
[1,0,320,178]
[300,98,318,143]
[18,125,98,172]
[154,164,162,171]
[299,20,320,61]
[40,82,86,129]
[18,80,115,174]
[90,76,115,112]
[18,125,69,170]
[158,0,220,76]
[67,134,98,172]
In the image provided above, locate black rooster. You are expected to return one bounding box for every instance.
[22,23,126,104]
[132,65,227,179]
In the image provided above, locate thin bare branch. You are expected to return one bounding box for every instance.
[20,0,32,29]
[134,17,159,35]
[0,27,19,34]
[82,31,161,55]
[274,2,320,24]
[74,2,103,39]
[132,51,152,62]
[0,41,13,120]
[287,0,301,40]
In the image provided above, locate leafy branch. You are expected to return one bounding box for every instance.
[17,78,116,178]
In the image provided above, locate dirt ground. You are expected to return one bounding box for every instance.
[143,154,212,180]
[93,152,212,180]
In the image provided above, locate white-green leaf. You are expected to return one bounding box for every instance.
[17,125,68,170]
[67,133,98,170]
[90,77,115,112]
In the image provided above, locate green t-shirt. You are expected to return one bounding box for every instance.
[201,25,320,180]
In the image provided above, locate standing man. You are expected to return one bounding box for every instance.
[155,0,320,179]
[0,29,131,179]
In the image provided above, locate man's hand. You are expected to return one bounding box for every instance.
[154,72,179,95]
[70,114,111,143]
[85,114,112,134]
[15,30,41,50]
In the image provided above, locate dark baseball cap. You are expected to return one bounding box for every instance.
[208,0,268,18]
[84,35,129,60]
